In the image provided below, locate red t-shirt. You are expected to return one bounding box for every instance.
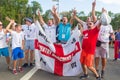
[82,27,99,55]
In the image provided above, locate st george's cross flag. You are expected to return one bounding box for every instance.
[34,21,82,76]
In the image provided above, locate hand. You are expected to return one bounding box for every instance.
[38,10,41,16]
[72,8,77,17]
[5,17,11,21]
[51,6,57,14]
[10,19,15,24]
[92,0,96,7]
[21,46,24,50]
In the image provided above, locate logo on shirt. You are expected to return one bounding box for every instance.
[83,33,88,39]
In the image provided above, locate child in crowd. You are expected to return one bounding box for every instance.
[6,20,24,75]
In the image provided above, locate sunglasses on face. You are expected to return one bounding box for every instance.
[0,24,3,26]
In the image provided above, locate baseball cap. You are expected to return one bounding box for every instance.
[24,18,33,23]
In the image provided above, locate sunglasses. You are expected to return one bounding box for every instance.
[0,24,3,26]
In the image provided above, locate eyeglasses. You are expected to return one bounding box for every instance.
[0,24,3,26]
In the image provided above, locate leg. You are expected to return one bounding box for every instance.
[18,59,23,72]
[13,60,18,75]
[114,40,118,60]
[18,59,23,68]
[25,50,29,64]
[81,64,88,74]
[95,57,100,71]
[5,56,11,67]
[30,50,34,63]
[101,58,106,71]
[88,66,99,77]
[79,64,89,79]
[30,50,34,66]
[13,60,17,70]
[22,50,29,67]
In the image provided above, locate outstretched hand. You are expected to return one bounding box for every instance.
[51,6,57,14]
[72,8,77,17]
[92,0,96,7]
[10,19,15,24]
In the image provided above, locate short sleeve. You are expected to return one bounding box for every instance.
[109,25,113,33]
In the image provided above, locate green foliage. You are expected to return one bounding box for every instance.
[0,0,43,27]
[0,0,120,30]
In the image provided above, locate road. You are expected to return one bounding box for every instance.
[0,47,120,80]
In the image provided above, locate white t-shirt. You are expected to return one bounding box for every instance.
[0,29,8,48]
[81,21,98,31]
[81,22,88,31]
[98,25,113,42]
[11,31,24,49]
[22,23,37,40]
[43,24,56,43]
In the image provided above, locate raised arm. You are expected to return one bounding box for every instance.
[51,6,60,25]
[73,9,85,24]
[38,11,45,26]
[6,20,15,33]
[92,0,97,23]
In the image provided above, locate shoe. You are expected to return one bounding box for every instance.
[101,70,104,78]
[96,69,99,73]
[8,66,12,71]
[22,63,28,67]
[30,63,33,67]
[79,74,89,79]
[13,69,17,75]
[96,76,101,80]
[18,67,23,72]
[113,58,117,61]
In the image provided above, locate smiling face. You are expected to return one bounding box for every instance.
[62,17,68,25]
[15,24,22,32]
[47,19,53,26]
[86,17,94,29]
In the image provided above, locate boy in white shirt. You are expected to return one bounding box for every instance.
[6,20,24,75]
[0,21,11,70]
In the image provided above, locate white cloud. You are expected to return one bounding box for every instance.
[98,0,120,4]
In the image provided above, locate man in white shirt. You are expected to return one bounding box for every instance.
[38,6,59,43]
[0,21,11,70]
[22,18,37,67]
[92,0,115,78]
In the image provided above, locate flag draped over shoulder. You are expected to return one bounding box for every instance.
[34,20,82,76]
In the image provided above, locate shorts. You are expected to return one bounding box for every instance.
[12,47,24,60]
[0,47,9,57]
[95,43,109,58]
[25,40,34,50]
[80,50,94,67]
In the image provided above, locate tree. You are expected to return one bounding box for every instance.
[0,0,28,25]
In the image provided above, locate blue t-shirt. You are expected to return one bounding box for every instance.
[57,22,71,42]
[116,32,120,40]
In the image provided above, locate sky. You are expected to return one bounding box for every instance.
[29,0,120,15]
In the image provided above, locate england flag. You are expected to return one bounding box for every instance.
[34,21,82,76]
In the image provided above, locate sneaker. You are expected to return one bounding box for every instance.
[8,66,12,71]
[22,63,28,67]
[30,63,33,67]
[79,74,89,79]
[13,69,17,75]
[96,76,101,80]
[101,70,104,78]
[96,69,99,74]
[18,67,23,72]
[113,58,117,61]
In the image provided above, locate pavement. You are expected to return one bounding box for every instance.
[0,47,120,80]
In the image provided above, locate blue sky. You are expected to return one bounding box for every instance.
[29,0,120,15]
